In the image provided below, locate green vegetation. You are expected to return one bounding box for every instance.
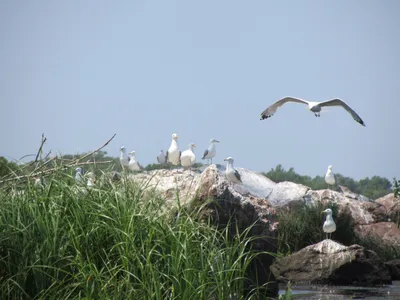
[0,172,274,299]
[0,156,18,178]
[265,164,392,199]
[393,178,400,198]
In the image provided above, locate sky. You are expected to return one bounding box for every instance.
[1,0,399,180]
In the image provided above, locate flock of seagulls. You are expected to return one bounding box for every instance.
[70,96,365,239]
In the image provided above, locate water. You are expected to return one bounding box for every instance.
[278,281,400,299]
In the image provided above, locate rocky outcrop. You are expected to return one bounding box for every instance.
[271,239,392,286]
[374,194,400,223]
[385,260,400,280]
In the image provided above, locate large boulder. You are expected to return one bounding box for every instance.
[355,222,400,249]
[374,193,400,223]
[385,260,400,280]
[271,239,392,286]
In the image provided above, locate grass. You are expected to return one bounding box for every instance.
[0,172,275,299]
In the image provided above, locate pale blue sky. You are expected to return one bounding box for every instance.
[1,0,399,180]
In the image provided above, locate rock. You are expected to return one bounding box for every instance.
[266,181,310,207]
[385,260,400,280]
[304,189,379,225]
[338,185,372,202]
[271,239,392,285]
[374,193,400,223]
[355,222,400,249]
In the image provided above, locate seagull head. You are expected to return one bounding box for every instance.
[160,150,164,153]
[120,146,126,152]
[328,165,333,170]
[224,157,234,163]
[129,151,136,157]
[189,143,196,149]
[75,167,82,173]
[172,133,179,140]
[322,208,333,215]
[210,138,220,143]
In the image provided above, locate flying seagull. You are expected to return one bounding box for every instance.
[166,133,181,166]
[119,146,130,170]
[322,208,336,240]
[325,165,336,190]
[157,150,167,165]
[260,97,365,126]
[181,143,196,173]
[224,157,242,184]
[202,138,220,164]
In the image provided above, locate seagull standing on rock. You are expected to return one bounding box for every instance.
[322,208,336,240]
[128,151,142,171]
[166,133,181,166]
[260,97,365,126]
[181,143,196,172]
[119,146,130,170]
[157,150,167,165]
[325,165,336,190]
[202,138,220,164]
[224,157,242,184]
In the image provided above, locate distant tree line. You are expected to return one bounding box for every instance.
[264,164,392,200]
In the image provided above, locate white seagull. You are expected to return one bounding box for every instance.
[87,172,95,188]
[128,151,142,171]
[157,150,167,165]
[119,146,130,170]
[322,208,336,239]
[75,167,85,185]
[260,97,365,126]
[181,143,196,172]
[325,165,336,190]
[166,133,181,166]
[224,157,242,184]
[202,138,220,164]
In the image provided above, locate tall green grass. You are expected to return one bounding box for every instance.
[0,174,274,299]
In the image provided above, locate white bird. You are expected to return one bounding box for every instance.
[119,146,130,170]
[166,133,181,166]
[325,165,336,189]
[181,143,196,171]
[128,151,142,171]
[86,172,95,188]
[75,167,85,185]
[322,208,336,239]
[260,97,365,126]
[224,157,242,184]
[202,138,220,164]
[157,150,167,165]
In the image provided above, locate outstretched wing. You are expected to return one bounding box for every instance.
[202,149,208,160]
[234,169,242,183]
[260,97,309,120]
[319,99,365,126]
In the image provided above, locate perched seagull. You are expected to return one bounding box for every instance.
[119,146,130,170]
[322,208,336,239]
[157,150,167,165]
[325,165,336,190]
[202,138,220,164]
[224,157,242,184]
[75,167,85,185]
[128,151,143,171]
[181,143,196,172]
[260,97,365,126]
[166,133,181,166]
[86,172,95,188]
